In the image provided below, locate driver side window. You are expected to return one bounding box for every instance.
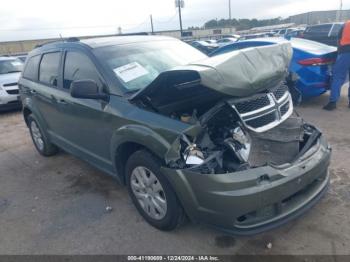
[63,51,102,90]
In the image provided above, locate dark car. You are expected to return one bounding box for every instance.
[301,23,343,46]
[19,36,331,235]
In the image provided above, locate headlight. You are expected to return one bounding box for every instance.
[224,126,251,163]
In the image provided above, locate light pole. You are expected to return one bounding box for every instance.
[229,0,232,33]
[229,0,231,21]
[150,14,154,34]
[175,0,184,37]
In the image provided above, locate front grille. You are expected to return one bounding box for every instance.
[6,89,19,95]
[230,84,293,132]
[246,112,277,128]
[280,101,290,115]
[273,85,288,101]
[235,95,270,114]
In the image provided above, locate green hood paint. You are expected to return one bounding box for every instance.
[131,42,293,100]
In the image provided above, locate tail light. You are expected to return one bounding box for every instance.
[298,58,335,66]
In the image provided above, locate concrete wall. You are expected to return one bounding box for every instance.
[154,27,236,39]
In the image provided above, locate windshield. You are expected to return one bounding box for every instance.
[94,40,207,92]
[0,59,23,74]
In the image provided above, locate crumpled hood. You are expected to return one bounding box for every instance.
[130,42,293,102]
[176,42,293,97]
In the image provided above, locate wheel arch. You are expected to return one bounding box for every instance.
[111,125,174,184]
[23,106,32,127]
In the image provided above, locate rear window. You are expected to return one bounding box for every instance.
[39,52,61,86]
[305,24,332,35]
[22,55,40,80]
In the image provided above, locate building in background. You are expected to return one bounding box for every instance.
[289,10,350,25]
[0,27,236,55]
[1,9,350,55]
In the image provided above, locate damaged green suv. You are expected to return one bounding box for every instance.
[19,36,331,234]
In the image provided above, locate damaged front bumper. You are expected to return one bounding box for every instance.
[162,135,331,235]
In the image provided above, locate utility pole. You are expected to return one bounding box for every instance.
[150,14,154,34]
[229,0,232,33]
[175,0,184,37]
[229,0,231,21]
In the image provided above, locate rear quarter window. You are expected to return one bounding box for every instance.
[22,55,40,80]
[330,24,343,37]
[39,52,61,86]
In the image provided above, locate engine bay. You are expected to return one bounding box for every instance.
[131,78,320,175]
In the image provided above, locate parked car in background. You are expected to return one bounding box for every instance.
[0,56,23,111]
[211,37,337,99]
[190,40,218,54]
[285,29,305,39]
[19,36,330,234]
[216,37,239,47]
[301,23,343,46]
[241,32,269,40]
[205,39,217,44]
[16,55,27,62]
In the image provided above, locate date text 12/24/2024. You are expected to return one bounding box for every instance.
[127,256,220,261]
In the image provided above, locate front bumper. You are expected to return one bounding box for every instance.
[163,136,331,235]
[0,88,21,111]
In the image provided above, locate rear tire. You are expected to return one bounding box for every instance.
[28,114,58,156]
[126,150,185,231]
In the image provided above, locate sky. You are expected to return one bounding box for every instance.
[0,0,349,41]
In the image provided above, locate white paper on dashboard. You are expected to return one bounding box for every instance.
[113,62,149,83]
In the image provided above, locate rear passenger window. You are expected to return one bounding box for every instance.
[23,55,40,81]
[63,51,102,89]
[39,52,61,86]
[307,24,332,35]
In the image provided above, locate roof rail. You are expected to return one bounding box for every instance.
[34,40,62,48]
[34,37,80,49]
[66,37,80,42]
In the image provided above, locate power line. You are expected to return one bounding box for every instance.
[153,11,178,23]
[0,20,150,32]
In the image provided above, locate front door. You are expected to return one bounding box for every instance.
[52,50,115,173]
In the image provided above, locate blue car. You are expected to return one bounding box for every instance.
[210,38,337,99]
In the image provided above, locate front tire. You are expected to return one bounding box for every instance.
[28,114,58,156]
[126,150,185,231]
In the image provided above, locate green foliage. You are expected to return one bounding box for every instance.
[203,17,290,30]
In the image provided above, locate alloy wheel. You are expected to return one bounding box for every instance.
[130,166,167,220]
[30,121,44,152]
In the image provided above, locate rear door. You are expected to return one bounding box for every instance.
[21,51,65,134]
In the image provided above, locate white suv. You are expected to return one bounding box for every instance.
[0,56,23,111]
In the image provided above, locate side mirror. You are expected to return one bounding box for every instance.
[70,80,108,101]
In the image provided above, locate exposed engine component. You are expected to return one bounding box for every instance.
[183,144,205,165]
[230,126,251,162]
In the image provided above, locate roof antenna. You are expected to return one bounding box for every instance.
[59,33,63,41]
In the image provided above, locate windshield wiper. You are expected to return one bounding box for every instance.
[7,70,21,73]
